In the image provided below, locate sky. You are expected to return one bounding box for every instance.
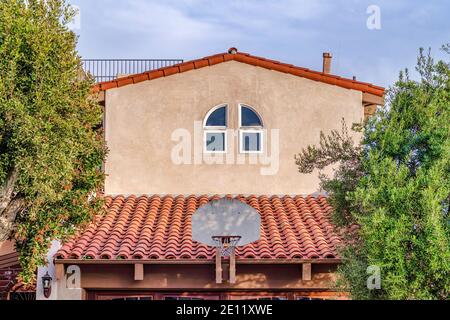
[69,0,450,88]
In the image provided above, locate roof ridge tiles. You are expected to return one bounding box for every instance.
[92,49,384,97]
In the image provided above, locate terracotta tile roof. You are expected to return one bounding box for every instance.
[55,195,342,262]
[92,48,384,97]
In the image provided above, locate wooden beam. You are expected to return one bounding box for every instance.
[215,248,222,284]
[55,264,65,281]
[236,258,341,265]
[229,248,236,284]
[362,92,384,106]
[364,104,378,120]
[134,263,144,281]
[302,263,312,281]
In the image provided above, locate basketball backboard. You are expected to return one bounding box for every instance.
[191,198,261,247]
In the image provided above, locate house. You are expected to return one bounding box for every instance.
[1,48,384,300]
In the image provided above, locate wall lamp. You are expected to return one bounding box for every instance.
[42,272,52,298]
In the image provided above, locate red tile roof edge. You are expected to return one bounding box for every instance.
[91,49,385,97]
[54,258,342,264]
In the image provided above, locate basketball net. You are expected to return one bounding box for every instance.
[212,236,241,257]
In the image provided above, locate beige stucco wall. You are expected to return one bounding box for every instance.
[104,61,363,196]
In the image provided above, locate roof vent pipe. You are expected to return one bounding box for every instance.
[322,52,332,74]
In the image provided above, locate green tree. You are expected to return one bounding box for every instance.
[295,47,450,299]
[0,0,106,284]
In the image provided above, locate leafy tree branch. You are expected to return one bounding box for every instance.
[296,46,450,299]
[0,0,107,284]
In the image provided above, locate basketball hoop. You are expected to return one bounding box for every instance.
[212,236,241,257]
[191,198,261,284]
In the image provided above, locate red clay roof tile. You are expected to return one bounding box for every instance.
[116,77,134,87]
[193,59,209,69]
[92,48,384,97]
[162,66,180,77]
[132,73,150,84]
[99,81,118,91]
[208,55,225,66]
[55,195,342,262]
[178,61,195,73]
[148,70,164,80]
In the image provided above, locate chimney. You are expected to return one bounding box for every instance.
[322,52,332,74]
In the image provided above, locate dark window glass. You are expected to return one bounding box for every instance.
[206,106,226,127]
[206,132,225,152]
[110,296,152,301]
[164,297,205,300]
[240,296,287,300]
[243,132,261,152]
[241,106,262,127]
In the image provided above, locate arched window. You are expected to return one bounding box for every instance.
[239,104,264,154]
[204,104,228,153]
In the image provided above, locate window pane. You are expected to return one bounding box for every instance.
[206,132,225,152]
[241,106,262,127]
[242,132,261,152]
[164,297,205,300]
[206,106,226,127]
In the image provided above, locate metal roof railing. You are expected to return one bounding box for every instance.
[82,59,184,83]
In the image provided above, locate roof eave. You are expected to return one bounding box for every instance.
[91,50,385,98]
[54,258,342,265]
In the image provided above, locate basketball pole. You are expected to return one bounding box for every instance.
[229,247,236,284]
[215,247,222,284]
[192,198,260,286]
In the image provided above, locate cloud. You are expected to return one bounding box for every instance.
[70,0,450,86]
[93,0,332,45]
[99,1,232,44]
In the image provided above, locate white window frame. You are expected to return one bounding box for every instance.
[204,130,227,154]
[238,104,264,128]
[239,129,264,154]
[203,104,228,130]
[238,104,264,154]
[203,104,228,154]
